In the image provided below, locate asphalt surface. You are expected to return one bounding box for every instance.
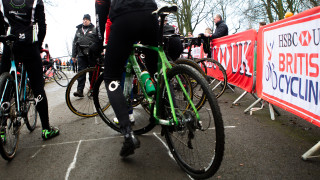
[0,71,319,180]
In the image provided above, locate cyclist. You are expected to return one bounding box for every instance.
[0,0,59,140]
[41,48,54,73]
[95,0,159,157]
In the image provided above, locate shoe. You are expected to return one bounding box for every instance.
[120,132,140,157]
[73,90,84,97]
[42,126,60,140]
[0,127,6,144]
[113,113,135,124]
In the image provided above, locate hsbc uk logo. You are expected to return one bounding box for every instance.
[278,28,320,47]
[299,31,312,46]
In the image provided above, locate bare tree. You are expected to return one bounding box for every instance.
[257,0,318,23]
[43,0,56,6]
[158,0,214,35]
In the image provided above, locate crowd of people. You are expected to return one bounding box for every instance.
[0,0,296,158]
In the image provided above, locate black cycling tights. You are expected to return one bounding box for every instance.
[1,43,50,130]
[103,10,159,134]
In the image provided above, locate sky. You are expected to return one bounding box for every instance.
[44,0,96,60]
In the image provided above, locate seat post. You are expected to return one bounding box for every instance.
[158,14,168,47]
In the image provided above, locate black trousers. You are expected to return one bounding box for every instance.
[104,10,159,132]
[76,56,95,91]
[0,43,50,129]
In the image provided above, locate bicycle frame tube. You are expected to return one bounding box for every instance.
[20,64,28,105]
[9,60,21,113]
[90,66,101,90]
[131,44,200,126]
[128,49,153,106]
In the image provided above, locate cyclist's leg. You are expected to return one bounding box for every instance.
[104,25,134,134]
[15,44,59,139]
[0,45,11,128]
[0,44,11,74]
[139,18,159,78]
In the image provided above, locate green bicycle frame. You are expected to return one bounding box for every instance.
[127,44,200,126]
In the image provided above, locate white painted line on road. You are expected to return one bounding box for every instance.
[31,145,46,158]
[23,140,82,149]
[23,126,236,150]
[225,126,236,128]
[208,125,237,130]
[95,116,99,124]
[23,136,121,149]
[152,132,174,159]
[153,132,194,180]
[65,140,82,180]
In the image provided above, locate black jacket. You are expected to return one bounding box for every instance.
[0,0,46,47]
[110,0,157,21]
[72,23,99,58]
[211,20,228,39]
[95,0,157,44]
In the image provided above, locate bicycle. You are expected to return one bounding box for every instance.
[181,36,228,98]
[65,46,108,117]
[132,36,210,113]
[41,49,69,87]
[94,6,225,179]
[0,35,38,160]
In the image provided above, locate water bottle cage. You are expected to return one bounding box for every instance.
[144,77,153,87]
[153,72,159,83]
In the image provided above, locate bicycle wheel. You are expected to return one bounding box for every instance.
[53,69,69,87]
[161,64,225,179]
[25,80,38,132]
[93,73,155,135]
[173,58,208,109]
[66,67,103,117]
[0,73,20,160]
[195,58,227,98]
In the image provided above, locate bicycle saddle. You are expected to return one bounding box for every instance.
[153,5,178,15]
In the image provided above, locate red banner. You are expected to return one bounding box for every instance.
[205,29,257,93]
[256,7,320,127]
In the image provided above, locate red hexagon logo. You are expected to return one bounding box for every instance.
[299,31,312,46]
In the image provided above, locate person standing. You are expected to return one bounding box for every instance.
[205,14,228,39]
[72,14,99,97]
[0,0,59,140]
[202,14,228,58]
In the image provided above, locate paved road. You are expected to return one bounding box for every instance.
[0,72,319,180]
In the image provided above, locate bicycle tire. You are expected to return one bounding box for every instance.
[175,58,207,80]
[93,73,155,135]
[0,73,20,160]
[173,58,208,110]
[195,58,227,98]
[66,67,105,117]
[53,69,69,87]
[161,64,225,179]
[25,80,38,132]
